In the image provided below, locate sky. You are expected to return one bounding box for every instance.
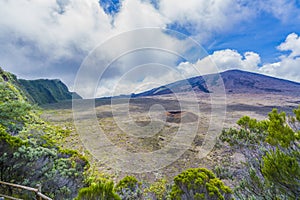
[0,0,300,98]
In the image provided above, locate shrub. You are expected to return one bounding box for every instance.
[75,180,121,200]
[220,107,300,199]
[116,176,142,200]
[144,178,169,200]
[169,168,233,200]
[0,71,88,199]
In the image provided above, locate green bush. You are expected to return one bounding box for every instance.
[76,180,121,200]
[220,116,268,147]
[221,107,300,199]
[213,165,233,180]
[266,109,298,147]
[0,68,88,199]
[169,168,233,200]
[262,149,300,198]
[115,176,142,199]
[144,178,169,200]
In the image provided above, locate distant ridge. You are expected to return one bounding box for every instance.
[19,79,82,105]
[220,69,300,95]
[130,69,300,97]
[0,67,81,105]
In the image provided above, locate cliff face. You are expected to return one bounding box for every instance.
[0,67,81,105]
[19,79,82,105]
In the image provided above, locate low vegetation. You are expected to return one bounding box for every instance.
[220,107,300,199]
[170,168,233,200]
[0,68,88,199]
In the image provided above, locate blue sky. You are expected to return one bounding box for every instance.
[207,11,300,63]
[99,0,300,63]
[0,0,300,97]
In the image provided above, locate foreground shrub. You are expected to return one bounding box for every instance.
[220,107,300,199]
[75,180,120,200]
[116,176,142,200]
[170,168,233,200]
[144,178,169,200]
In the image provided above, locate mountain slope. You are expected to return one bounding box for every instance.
[0,67,81,105]
[0,68,33,102]
[220,70,300,95]
[132,70,300,97]
[132,75,209,97]
[19,79,81,105]
[0,67,87,199]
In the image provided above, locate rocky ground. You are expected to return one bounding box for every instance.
[41,93,300,186]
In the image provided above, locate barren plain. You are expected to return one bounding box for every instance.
[41,93,300,186]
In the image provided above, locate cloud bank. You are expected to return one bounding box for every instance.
[0,0,300,97]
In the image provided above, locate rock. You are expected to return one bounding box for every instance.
[158,136,165,141]
[231,152,246,164]
[165,110,198,123]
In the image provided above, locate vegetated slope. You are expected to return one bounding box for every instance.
[132,69,300,97]
[0,67,81,105]
[0,67,88,199]
[19,78,81,105]
[0,68,33,102]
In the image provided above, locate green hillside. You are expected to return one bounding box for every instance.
[19,78,81,105]
[0,67,81,105]
[0,68,88,199]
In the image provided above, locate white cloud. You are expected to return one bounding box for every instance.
[277,33,300,58]
[159,0,253,40]
[0,0,112,57]
[177,33,300,83]
[257,0,300,22]
[177,49,261,77]
[0,0,113,83]
[114,0,168,30]
[259,33,300,81]
[0,0,186,97]
[76,29,195,98]
[0,0,256,76]
[96,63,184,97]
